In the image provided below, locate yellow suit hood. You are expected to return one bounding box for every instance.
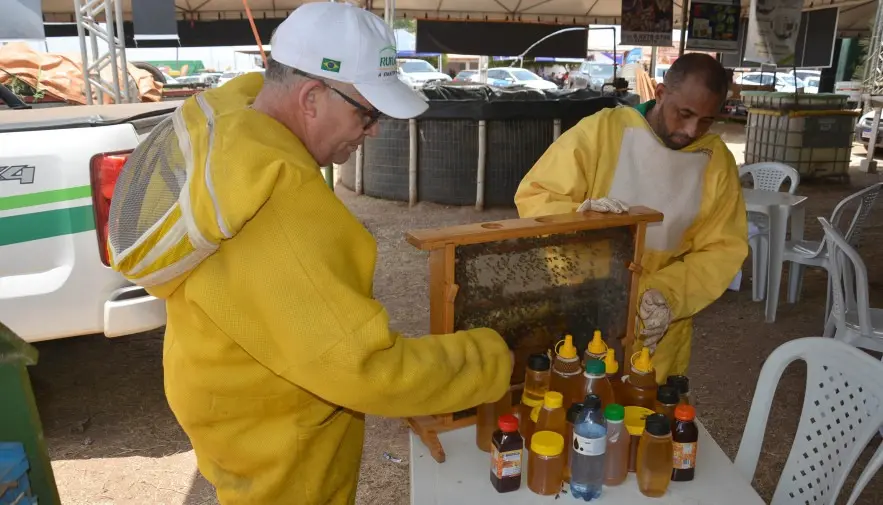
[107,73,299,298]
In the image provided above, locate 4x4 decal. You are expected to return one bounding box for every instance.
[0,165,35,184]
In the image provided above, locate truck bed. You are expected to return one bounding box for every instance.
[0,101,178,134]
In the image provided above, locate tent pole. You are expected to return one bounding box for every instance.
[650,46,658,78]
[678,0,689,56]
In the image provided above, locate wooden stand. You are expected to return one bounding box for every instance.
[404,208,663,463]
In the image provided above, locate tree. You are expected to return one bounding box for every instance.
[393,19,416,32]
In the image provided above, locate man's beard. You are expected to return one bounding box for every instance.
[649,109,691,150]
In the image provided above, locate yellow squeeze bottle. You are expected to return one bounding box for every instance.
[621,348,658,410]
[605,348,622,404]
[550,335,583,409]
[585,330,608,362]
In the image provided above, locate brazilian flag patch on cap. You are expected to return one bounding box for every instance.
[320,58,341,73]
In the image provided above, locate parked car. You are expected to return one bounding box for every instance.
[790,69,821,83]
[803,77,820,94]
[397,59,452,89]
[735,72,805,92]
[855,110,883,150]
[487,67,558,91]
[217,68,264,87]
[453,70,475,83]
[566,62,616,91]
[452,70,512,87]
[0,90,174,342]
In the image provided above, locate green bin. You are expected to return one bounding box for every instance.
[0,322,60,504]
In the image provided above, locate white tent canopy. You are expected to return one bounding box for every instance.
[39,0,876,30]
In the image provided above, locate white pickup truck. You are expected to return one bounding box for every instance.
[0,95,175,343]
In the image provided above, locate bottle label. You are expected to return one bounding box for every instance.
[491,447,523,478]
[672,441,697,470]
[573,433,606,456]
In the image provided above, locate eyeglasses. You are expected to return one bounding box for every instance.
[293,68,383,130]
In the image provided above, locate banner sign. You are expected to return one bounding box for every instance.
[625,48,644,64]
[1,0,44,40]
[744,0,803,65]
[621,0,674,46]
[686,0,741,52]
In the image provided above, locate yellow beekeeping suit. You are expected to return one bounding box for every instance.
[107,73,512,504]
[515,103,748,382]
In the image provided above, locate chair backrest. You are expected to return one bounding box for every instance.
[829,182,883,249]
[734,337,883,505]
[740,162,801,194]
[821,217,872,336]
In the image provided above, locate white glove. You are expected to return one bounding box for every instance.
[577,197,630,214]
[638,288,672,351]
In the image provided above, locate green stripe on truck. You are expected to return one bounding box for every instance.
[0,185,92,211]
[0,205,95,246]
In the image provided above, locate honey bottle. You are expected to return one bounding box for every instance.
[624,406,655,473]
[527,431,565,496]
[527,403,542,447]
[535,391,566,436]
[519,353,551,443]
[604,348,622,404]
[476,389,513,453]
[636,413,674,498]
[490,414,524,493]
[603,404,630,486]
[584,329,608,362]
[583,359,615,410]
[621,348,658,411]
[655,385,679,426]
[671,405,698,482]
[523,353,551,407]
[519,396,542,446]
[550,335,583,409]
[666,375,692,405]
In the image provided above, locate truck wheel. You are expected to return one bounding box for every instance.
[131,62,166,84]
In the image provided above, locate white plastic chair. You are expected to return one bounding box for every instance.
[785,183,883,320]
[740,162,801,301]
[819,217,883,353]
[734,337,883,505]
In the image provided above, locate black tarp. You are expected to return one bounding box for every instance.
[417,84,627,120]
[132,0,178,42]
[342,85,626,207]
[415,21,589,58]
[45,19,284,48]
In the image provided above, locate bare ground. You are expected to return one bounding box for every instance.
[26,123,883,504]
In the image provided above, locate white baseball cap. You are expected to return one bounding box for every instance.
[270,2,429,119]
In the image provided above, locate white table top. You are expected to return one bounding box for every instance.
[410,422,765,505]
[743,188,807,211]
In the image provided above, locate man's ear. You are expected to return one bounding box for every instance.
[654,83,666,103]
[297,80,324,118]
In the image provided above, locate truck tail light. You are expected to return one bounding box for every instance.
[89,151,132,266]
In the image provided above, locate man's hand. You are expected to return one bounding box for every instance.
[638,289,672,351]
[577,197,630,214]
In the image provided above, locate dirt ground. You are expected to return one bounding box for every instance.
[26,122,883,504]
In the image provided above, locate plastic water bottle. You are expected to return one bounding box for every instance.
[570,394,607,501]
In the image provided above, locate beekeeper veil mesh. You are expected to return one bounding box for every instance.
[107,111,218,288]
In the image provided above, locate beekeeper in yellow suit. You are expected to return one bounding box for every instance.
[105,4,513,504]
[515,53,748,382]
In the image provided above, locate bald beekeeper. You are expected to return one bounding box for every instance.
[515,53,748,382]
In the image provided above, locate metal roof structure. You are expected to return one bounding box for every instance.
[39,0,877,30]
